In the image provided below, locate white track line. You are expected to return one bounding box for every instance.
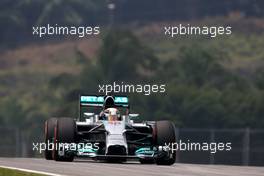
[0,165,67,176]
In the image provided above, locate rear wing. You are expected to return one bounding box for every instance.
[79,95,130,120]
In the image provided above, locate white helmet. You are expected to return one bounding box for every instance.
[104,108,121,121]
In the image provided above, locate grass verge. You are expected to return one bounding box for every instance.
[0,167,46,176]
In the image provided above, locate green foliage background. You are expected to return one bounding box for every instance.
[1,29,264,140]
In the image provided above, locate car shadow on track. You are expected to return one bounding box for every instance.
[73,159,146,165]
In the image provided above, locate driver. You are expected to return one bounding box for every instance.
[100,108,121,121]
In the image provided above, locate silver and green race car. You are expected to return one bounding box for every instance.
[44,95,176,165]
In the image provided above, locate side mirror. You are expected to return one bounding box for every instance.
[84,112,94,117]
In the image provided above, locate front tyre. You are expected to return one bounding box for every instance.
[44,118,57,160]
[53,117,76,162]
[155,121,176,165]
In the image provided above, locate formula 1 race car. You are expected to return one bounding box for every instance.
[44,95,176,165]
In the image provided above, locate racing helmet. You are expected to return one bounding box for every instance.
[104,108,121,121]
[104,96,115,109]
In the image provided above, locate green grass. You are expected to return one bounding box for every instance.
[0,168,46,176]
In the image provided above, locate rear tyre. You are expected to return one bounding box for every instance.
[44,118,57,160]
[53,117,76,162]
[155,121,176,165]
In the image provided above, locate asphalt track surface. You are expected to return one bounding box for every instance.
[0,158,263,176]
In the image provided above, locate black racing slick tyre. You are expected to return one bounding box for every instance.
[155,121,176,165]
[53,117,76,162]
[44,118,57,160]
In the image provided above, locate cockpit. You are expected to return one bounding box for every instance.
[100,108,121,121]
